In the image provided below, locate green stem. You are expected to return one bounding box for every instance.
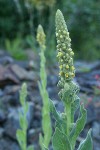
[65,102,71,136]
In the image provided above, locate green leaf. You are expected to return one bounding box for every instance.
[71,96,80,122]
[20,83,27,106]
[16,129,25,148]
[42,144,49,150]
[77,129,93,150]
[38,81,44,99]
[19,114,24,129]
[39,133,44,150]
[27,145,34,150]
[42,112,52,147]
[24,102,29,113]
[50,100,60,121]
[50,100,67,133]
[39,134,49,150]
[70,104,87,149]
[52,128,71,150]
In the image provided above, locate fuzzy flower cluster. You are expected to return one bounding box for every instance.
[36,24,46,49]
[56,10,75,83]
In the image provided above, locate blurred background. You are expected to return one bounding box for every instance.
[0,0,100,150]
[0,0,100,61]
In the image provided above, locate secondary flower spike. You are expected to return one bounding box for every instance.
[37,24,46,49]
[56,9,75,82]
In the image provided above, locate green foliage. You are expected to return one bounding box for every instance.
[93,86,100,96]
[77,129,93,150]
[37,25,52,149]
[50,9,93,150]
[26,35,37,52]
[16,83,34,150]
[52,128,71,150]
[5,38,27,60]
[0,0,99,61]
[57,0,100,61]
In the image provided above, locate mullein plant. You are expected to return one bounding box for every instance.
[49,10,93,150]
[37,25,52,150]
[16,83,34,150]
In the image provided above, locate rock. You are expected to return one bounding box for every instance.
[0,89,3,97]
[75,61,100,73]
[92,121,100,141]
[0,139,20,150]
[86,104,96,124]
[28,128,41,146]
[0,110,7,123]
[0,95,17,109]
[26,102,34,128]
[80,87,93,93]
[56,101,64,113]
[4,108,20,140]
[4,85,20,95]
[75,68,100,94]
[10,64,38,81]
[0,65,19,87]
[31,104,41,128]
[8,92,20,106]
[0,56,13,65]
[0,128,4,138]
[3,85,20,106]
[15,60,38,70]
[4,102,34,140]
[47,86,59,99]
[47,75,58,86]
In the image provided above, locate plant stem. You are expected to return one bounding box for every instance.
[65,102,71,136]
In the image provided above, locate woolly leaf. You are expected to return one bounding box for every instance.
[43,147,48,150]
[42,111,52,147]
[39,133,44,150]
[70,104,87,149]
[24,102,29,113]
[38,81,44,99]
[16,129,24,147]
[27,145,34,150]
[52,128,71,150]
[42,144,49,150]
[71,97,80,122]
[77,129,93,150]
[19,114,24,129]
[50,100,61,121]
[20,83,27,106]
[50,100,67,133]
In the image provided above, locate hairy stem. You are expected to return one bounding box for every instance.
[65,103,71,136]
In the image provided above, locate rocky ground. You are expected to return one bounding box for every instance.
[0,50,100,150]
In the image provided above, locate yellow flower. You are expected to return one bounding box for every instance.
[66,65,69,69]
[56,33,58,37]
[57,52,63,57]
[70,51,74,56]
[59,72,63,76]
[65,73,69,78]
[71,66,75,71]
[71,73,75,77]
[59,65,63,69]
[60,35,63,39]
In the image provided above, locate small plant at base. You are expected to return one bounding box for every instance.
[50,10,93,150]
[37,25,52,150]
[26,35,37,52]
[16,83,34,150]
[5,38,27,60]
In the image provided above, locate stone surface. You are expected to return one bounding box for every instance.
[10,64,38,81]
[0,55,100,150]
[0,110,7,123]
[0,139,20,150]
[0,65,19,87]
